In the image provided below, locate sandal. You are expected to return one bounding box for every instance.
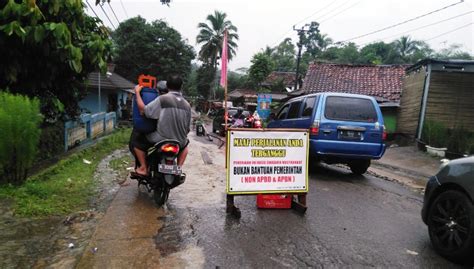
[130,171,148,179]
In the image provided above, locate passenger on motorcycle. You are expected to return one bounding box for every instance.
[131,75,191,177]
[232,108,245,128]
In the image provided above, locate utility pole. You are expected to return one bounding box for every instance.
[293,24,311,91]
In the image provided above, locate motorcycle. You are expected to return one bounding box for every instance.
[220,114,245,136]
[244,115,262,129]
[130,139,185,206]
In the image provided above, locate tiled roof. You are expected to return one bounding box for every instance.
[228,89,288,101]
[228,89,257,98]
[85,72,135,90]
[297,63,408,102]
[262,71,296,87]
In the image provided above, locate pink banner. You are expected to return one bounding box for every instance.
[220,30,228,88]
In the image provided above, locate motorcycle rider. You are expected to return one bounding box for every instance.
[131,75,191,177]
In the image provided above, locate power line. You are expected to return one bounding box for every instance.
[107,2,121,25]
[119,0,129,19]
[424,22,473,41]
[360,11,473,46]
[293,0,342,27]
[270,0,341,46]
[98,2,116,30]
[320,1,363,24]
[336,0,465,43]
[316,0,353,22]
[85,0,101,21]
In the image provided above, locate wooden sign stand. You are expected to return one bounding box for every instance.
[225,128,309,218]
[226,193,307,218]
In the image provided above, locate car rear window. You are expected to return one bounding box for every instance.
[302,97,316,117]
[324,96,377,122]
[287,101,302,119]
[277,104,290,120]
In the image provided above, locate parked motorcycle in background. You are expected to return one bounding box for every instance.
[244,111,262,129]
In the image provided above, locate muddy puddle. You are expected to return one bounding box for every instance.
[0,149,132,269]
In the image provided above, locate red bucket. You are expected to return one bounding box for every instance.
[256,194,292,209]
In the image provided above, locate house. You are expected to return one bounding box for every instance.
[80,71,135,119]
[291,62,408,134]
[261,71,298,92]
[228,88,288,112]
[397,59,474,139]
[63,71,135,152]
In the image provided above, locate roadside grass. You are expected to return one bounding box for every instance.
[109,155,133,180]
[0,128,131,217]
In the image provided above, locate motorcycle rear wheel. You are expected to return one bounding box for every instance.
[153,186,170,207]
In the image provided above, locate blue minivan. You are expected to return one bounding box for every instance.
[267,92,386,174]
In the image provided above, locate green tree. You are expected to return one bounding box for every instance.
[184,63,199,97]
[195,64,216,99]
[359,42,399,64]
[113,16,195,83]
[196,10,239,68]
[262,46,274,57]
[300,22,331,57]
[434,44,473,60]
[336,42,359,64]
[248,52,274,88]
[390,36,434,63]
[227,71,248,91]
[271,38,296,71]
[407,41,433,63]
[392,36,422,62]
[0,0,112,120]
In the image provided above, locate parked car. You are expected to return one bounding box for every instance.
[421,156,474,265]
[267,92,386,174]
[212,107,249,136]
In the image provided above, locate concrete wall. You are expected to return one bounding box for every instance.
[64,112,116,152]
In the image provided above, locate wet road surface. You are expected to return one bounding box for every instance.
[162,132,462,268]
[76,130,462,268]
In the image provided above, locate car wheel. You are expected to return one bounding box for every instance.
[427,190,474,264]
[349,160,370,175]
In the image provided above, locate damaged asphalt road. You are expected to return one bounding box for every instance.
[73,129,461,268]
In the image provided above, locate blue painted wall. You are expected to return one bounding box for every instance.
[79,89,131,117]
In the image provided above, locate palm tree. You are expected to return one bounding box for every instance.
[394,36,422,62]
[317,34,333,51]
[196,10,239,69]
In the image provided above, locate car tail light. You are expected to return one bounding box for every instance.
[161,144,180,154]
[310,120,320,135]
[382,125,387,141]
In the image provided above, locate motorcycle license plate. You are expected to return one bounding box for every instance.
[158,164,182,175]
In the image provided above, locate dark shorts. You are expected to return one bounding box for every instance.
[129,128,153,152]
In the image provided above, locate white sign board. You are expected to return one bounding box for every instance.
[226,129,309,194]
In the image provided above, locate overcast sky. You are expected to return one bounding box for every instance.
[87,0,474,71]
